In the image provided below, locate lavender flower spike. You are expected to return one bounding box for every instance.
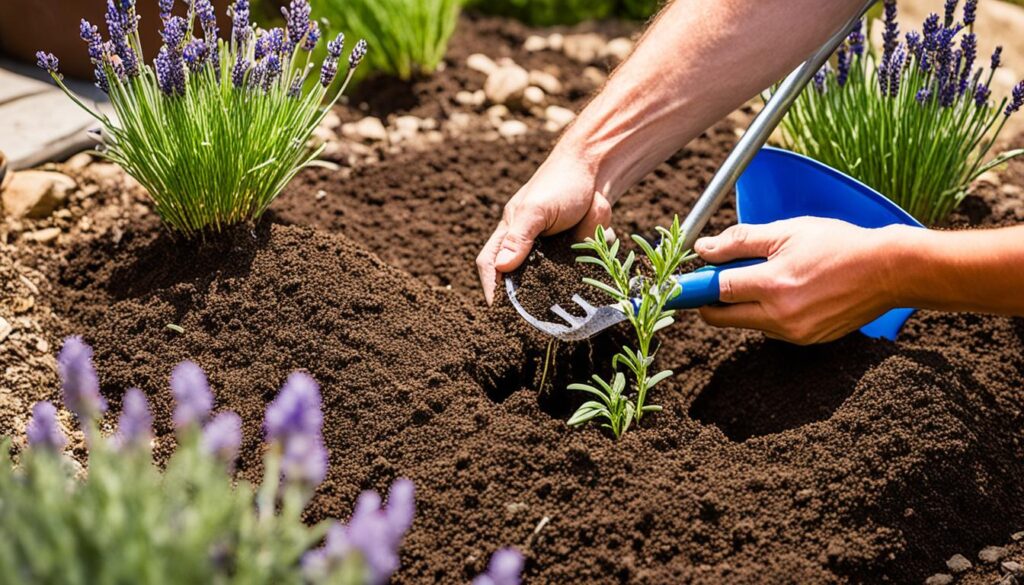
[847,19,865,57]
[349,39,368,69]
[320,59,338,87]
[170,360,212,428]
[265,371,322,441]
[27,401,68,453]
[944,0,959,26]
[991,46,1003,71]
[473,549,525,585]
[1006,81,1024,116]
[303,21,320,52]
[58,336,107,421]
[282,0,312,53]
[281,433,328,487]
[158,0,174,20]
[881,0,899,64]
[156,46,186,96]
[202,411,242,464]
[117,388,153,449]
[183,39,210,73]
[36,52,61,77]
[232,57,251,88]
[974,83,991,107]
[964,0,977,26]
[232,0,252,46]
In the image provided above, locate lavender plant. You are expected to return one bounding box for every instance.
[779,0,1024,225]
[0,337,412,585]
[316,0,461,80]
[36,0,367,236]
[567,216,691,439]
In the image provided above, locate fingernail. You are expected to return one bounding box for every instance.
[495,249,516,267]
[696,238,714,253]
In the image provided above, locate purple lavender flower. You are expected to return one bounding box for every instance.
[117,387,152,450]
[281,433,328,487]
[916,87,932,105]
[58,336,107,421]
[263,53,282,91]
[35,51,61,77]
[80,19,105,62]
[232,0,251,46]
[878,56,890,97]
[975,83,991,107]
[26,401,67,453]
[922,13,941,51]
[473,549,524,585]
[288,77,303,98]
[183,39,209,73]
[170,361,212,428]
[105,0,139,76]
[944,0,959,26]
[959,33,976,95]
[202,411,242,463]
[991,46,1003,70]
[888,44,907,98]
[906,31,921,57]
[232,57,250,88]
[349,39,368,70]
[847,19,865,57]
[94,67,111,93]
[320,59,338,87]
[964,0,977,26]
[836,45,851,87]
[882,0,899,64]
[161,15,188,50]
[265,372,322,441]
[282,0,312,53]
[303,21,320,52]
[159,0,174,20]
[196,0,216,31]
[1006,81,1024,116]
[812,64,827,94]
[328,33,345,59]
[156,46,186,96]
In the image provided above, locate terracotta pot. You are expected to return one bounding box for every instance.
[0,0,231,81]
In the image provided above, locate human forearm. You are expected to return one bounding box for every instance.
[889,225,1024,315]
[556,0,866,203]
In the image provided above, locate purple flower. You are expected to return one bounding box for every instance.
[847,19,865,57]
[80,19,105,62]
[916,87,932,105]
[288,77,303,98]
[117,388,152,449]
[944,0,958,26]
[282,0,312,53]
[281,433,328,487]
[878,57,890,96]
[906,31,921,57]
[882,0,899,64]
[35,51,61,77]
[170,361,212,428]
[320,59,338,87]
[232,57,250,88]
[195,0,220,75]
[836,45,851,87]
[812,64,827,94]
[58,336,107,421]
[974,83,991,107]
[159,0,174,20]
[183,39,209,73]
[964,0,977,26]
[156,46,186,96]
[105,0,139,76]
[922,14,941,51]
[959,33,976,95]
[991,46,1003,70]
[161,15,188,50]
[1006,81,1024,116]
[202,411,242,463]
[473,549,524,585]
[232,0,251,46]
[265,372,322,441]
[327,33,345,59]
[303,21,320,52]
[94,67,110,93]
[888,44,907,98]
[349,39,368,69]
[26,401,67,453]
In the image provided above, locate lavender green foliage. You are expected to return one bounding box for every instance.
[779,0,1024,225]
[36,0,367,236]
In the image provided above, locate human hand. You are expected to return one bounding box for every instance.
[694,217,908,344]
[476,153,614,305]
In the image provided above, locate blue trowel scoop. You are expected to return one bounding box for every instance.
[505,0,922,342]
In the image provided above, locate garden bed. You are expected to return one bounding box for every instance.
[6,12,1024,584]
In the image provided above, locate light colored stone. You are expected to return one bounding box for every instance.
[448,112,473,132]
[523,86,545,105]
[498,120,529,139]
[923,574,953,585]
[1002,560,1023,574]
[343,116,388,142]
[946,554,972,574]
[455,90,477,106]
[65,152,93,170]
[547,33,564,52]
[2,171,76,219]
[467,53,498,75]
[975,170,1002,188]
[23,227,61,244]
[310,126,335,147]
[486,105,510,120]
[562,33,607,64]
[980,546,1009,564]
[529,70,563,95]
[0,317,11,344]
[421,117,439,131]
[544,105,576,131]
[1012,531,1024,542]
[583,66,607,87]
[524,35,548,52]
[394,115,421,140]
[1000,183,1023,197]
[604,37,634,62]
[484,65,530,105]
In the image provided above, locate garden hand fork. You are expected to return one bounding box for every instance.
[505,0,878,342]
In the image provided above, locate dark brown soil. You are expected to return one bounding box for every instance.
[22,14,1024,585]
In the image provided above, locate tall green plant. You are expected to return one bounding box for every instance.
[315,0,461,80]
[779,0,1024,225]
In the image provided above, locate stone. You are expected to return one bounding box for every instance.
[583,66,607,87]
[87,163,123,185]
[0,317,11,344]
[448,112,473,132]
[946,553,972,574]
[975,170,1002,188]
[321,110,342,131]
[981,546,1010,564]
[544,105,576,131]
[455,90,477,106]
[524,35,548,52]
[2,171,76,219]
[529,70,563,95]
[1000,184,1023,197]
[498,120,528,139]
[484,65,530,105]
[563,33,606,64]
[1012,531,1024,542]
[466,53,498,75]
[523,86,545,105]
[547,33,564,52]
[343,117,388,142]
[310,126,336,147]
[923,574,953,585]
[65,152,93,170]
[604,37,635,61]
[23,227,61,244]
[394,115,421,136]
[1003,561,1023,574]
[486,105,510,120]
[420,117,439,131]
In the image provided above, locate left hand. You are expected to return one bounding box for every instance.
[694,217,907,345]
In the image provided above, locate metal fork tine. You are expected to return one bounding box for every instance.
[571,294,597,315]
[550,303,583,327]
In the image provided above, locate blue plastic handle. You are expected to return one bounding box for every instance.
[665,259,766,310]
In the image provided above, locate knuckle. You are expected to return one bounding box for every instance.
[728,224,750,246]
[718,274,736,303]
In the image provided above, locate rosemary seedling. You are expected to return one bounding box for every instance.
[567,216,692,439]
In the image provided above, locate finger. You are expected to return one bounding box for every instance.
[571,191,613,242]
[694,223,782,264]
[494,208,549,273]
[698,302,782,336]
[716,262,775,304]
[476,222,508,305]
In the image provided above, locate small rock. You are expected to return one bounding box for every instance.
[604,37,634,61]
[523,86,545,105]
[1012,531,1024,542]
[547,33,564,52]
[562,33,607,64]
[420,117,439,131]
[582,66,607,87]
[394,115,420,133]
[23,227,61,244]
[946,554,972,574]
[544,105,576,131]
[321,110,342,131]
[528,70,563,95]
[484,64,530,105]
[981,546,1009,564]
[498,120,528,139]
[65,152,93,170]
[343,116,388,142]
[310,126,335,147]
[467,53,498,75]
[315,190,327,200]
[448,112,473,132]
[2,171,76,219]
[0,317,11,344]
[1003,561,1023,574]
[975,170,1002,188]
[87,163,124,185]
[486,105,509,120]
[455,90,477,106]
[1000,184,1023,197]
[523,35,548,52]
[924,574,953,585]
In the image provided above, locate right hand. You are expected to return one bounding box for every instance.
[476,153,613,304]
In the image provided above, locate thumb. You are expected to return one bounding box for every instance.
[695,223,781,264]
[494,209,549,272]
[571,192,613,242]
